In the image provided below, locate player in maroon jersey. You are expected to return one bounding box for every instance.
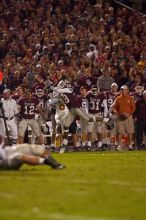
[105,83,119,111]
[33,85,48,108]
[50,80,93,153]
[32,74,46,92]
[31,85,48,144]
[104,83,119,146]
[86,85,108,149]
[17,89,44,144]
[77,86,89,149]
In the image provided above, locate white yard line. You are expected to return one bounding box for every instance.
[0,210,129,220]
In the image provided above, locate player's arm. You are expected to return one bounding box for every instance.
[36,104,46,119]
[50,86,72,94]
[13,100,19,115]
[108,98,118,114]
[102,99,108,117]
[130,96,136,114]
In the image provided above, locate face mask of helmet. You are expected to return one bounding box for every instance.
[91,87,98,95]
[35,88,44,97]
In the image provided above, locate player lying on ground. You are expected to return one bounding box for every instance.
[0,135,65,170]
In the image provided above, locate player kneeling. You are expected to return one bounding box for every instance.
[0,135,65,170]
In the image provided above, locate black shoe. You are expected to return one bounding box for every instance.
[128,144,135,151]
[141,143,146,149]
[85,145,91,151]
[53,164,66,169]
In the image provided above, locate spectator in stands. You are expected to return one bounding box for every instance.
[0,0,145,148]
[97,68,115,92]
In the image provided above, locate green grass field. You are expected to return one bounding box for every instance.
[0,151,146,220]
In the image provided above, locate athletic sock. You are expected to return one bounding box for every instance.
[62,139,68,146]
[44,155,60,168]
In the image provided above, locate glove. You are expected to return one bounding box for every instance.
[50,86,55,91]
[17,113,22,121]
[118,114,127,121]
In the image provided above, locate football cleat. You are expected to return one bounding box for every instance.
[53,164,66,169]
[59,145,67,154]
[116,145,122,151]
[128,144,135,151]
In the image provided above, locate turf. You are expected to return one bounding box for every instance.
[0,151,146,220]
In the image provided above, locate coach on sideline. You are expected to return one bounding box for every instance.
[110,85,135,150]
[133,90,146,149]
[0,89,19,145]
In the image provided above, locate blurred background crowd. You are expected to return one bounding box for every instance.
[0,0,146,94]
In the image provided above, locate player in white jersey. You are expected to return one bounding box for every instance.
[0,135,65,170]
[47,93,69,150]
[50,80,93,153]
[0,89,19,145]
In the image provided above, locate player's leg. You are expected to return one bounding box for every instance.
[79,118,88,148]
[75,108,90,121]
[28,145,65,169]
[8,119,18,145]
[18,119,28,144]
[135,121,144,149]
[87,121,95,148]
[50,113,56,149]
[29,119,43,145]
[94,119,103,149]
[116,120,125,150]
[125,116,135,150]
[60,111,75,153]
[69,120,79,149]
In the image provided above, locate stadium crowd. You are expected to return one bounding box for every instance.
[0,0,146,152]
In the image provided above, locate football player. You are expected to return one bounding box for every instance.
[0,135,65,170]
[50,80,93,153]
[77,86,88,149]
[104,83,119,146]
[86,85,108,149]
[31,85,48,144]
[17,89,44,145]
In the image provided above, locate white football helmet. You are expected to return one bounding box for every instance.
[57,80,72,90]
[35,86,44,97]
